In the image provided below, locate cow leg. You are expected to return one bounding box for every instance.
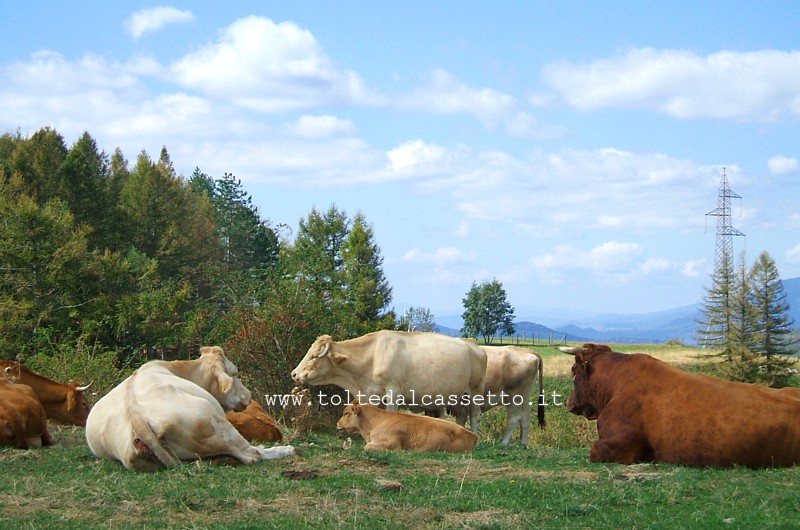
[182,419,295,465]
[518,406,532,447]
[453,406,468,428]
[365,440,401,451]
[41,426,55,447]
[500,408,519,445]
[506,402,532,447]
[468,402,481,435]
[255,445,296,460]
[591,417,651,464]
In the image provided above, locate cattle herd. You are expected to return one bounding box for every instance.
[2,331,800,471]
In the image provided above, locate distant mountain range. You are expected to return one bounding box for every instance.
[435,276,800,345]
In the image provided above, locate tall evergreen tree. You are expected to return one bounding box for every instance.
[119,150,217,279]
[341,212,393,335]
[104,148,131,253]
[697,252,738,358]
[729,252,759,352]
[213,173,279,274]
[59,132,112,249]
[9,127,68,202]
[750,251,798,361]
[290,205,348,291]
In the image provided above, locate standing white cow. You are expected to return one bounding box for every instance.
[86,346,295,471]
[452,345,545,446]
[291,331,487,434]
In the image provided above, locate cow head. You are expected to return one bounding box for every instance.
[291,335,348,385]
[558,343,613,420]
[336,400,363,435]
[64,381,92,427]
[199,346,251,412]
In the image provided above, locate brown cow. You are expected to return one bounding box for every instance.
[337,400,477,452]
[0,379,55,449]
[226,400,283,443]
[560,343,800,468]
[1,361,92,426]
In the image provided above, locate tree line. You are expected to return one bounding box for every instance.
[698,250,798,386]
[0,127,394,398]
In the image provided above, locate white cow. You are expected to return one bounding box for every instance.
[291,331,487,434]
[86,346,295,471]
[452,345,545,446]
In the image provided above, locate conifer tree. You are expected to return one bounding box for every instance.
[749,252,798,377]
[341,212,393,335]
[697,251,738,359]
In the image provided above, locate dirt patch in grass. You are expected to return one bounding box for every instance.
[442,508,520,527]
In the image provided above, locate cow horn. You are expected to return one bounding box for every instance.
[75,382,93,392]
[557,346,585,356]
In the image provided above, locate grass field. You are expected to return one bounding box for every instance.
[3,344,800,529]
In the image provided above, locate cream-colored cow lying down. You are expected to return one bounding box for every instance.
[337,400,477,452]
[86,346,295,471]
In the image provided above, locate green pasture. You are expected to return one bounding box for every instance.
[3,345,799,529]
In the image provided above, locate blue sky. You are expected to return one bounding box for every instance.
[2,2,799,319]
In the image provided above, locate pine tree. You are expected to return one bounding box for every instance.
[697,251,738,359]
[341,212,393,335]
[213,173,279,274]
[749,251,798,383]
[10,127,68,203]
[58,132,112,249]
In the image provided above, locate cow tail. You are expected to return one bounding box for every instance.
[125,372,181,469]
[536,353,546,428]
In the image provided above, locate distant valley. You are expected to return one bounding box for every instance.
[435,276,800,345]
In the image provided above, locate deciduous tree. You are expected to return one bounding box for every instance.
[461,279,515,344]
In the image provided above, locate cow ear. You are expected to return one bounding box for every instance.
[218,373,234,394]
[66,390,77,412]
[331,351,348,365]
[352,401,362,414]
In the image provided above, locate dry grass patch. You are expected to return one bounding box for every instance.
[541,344,714,376]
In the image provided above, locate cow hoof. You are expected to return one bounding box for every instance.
[256,445,296,460]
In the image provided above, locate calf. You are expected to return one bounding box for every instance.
[561,343,800,468]
[0,379,55,449]
[337,400,477,452]
[226,400,283,443]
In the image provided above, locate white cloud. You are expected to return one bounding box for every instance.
[397,69,515,122]
[125,7,194,39]
[386,140,445,172]
[543,48,800,122]
[454,220,470,238]
[395,69,560,137]
[681,259,706,278]
[169,16,382,113]
[284,115,357,138]
[768,155,799,175]
[398,246,475,265]
[531,242,642,274]
[787,243,800,264]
